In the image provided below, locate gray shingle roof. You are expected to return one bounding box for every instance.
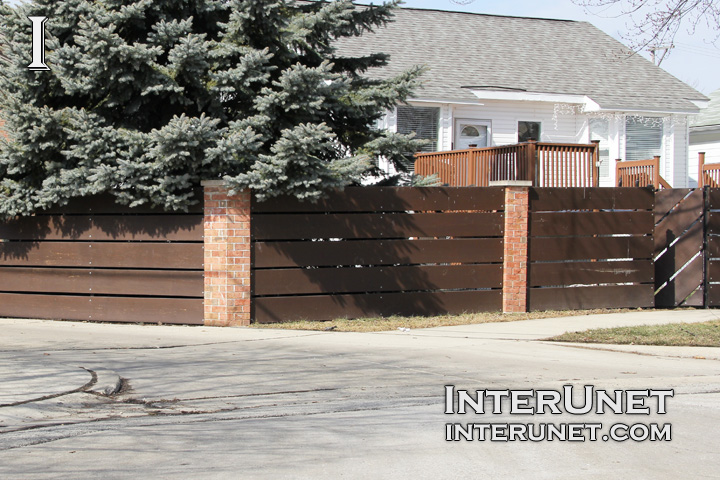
[335,7,708,112]
[691,89,720,128]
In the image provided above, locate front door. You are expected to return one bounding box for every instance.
[455,120,490,149]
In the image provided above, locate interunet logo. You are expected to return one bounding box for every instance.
[444,385,673,442]
[28,16,50,71]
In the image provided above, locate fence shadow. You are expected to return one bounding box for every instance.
[251,187,505,323]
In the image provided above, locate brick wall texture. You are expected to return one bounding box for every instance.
[502,187,530,313]
[202,183,251,326]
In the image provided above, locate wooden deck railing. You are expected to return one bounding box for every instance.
[414,141,599,187]
[616,156,671,190]
[698,152,720,188]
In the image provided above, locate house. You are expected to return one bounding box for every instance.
[690,88,720,185]
[335,6,709,187]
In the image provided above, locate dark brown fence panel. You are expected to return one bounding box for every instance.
[252,187,504,323]
[0,194,203,324]
[528,187,655,311]
[654,189,705,307]
[705,189,720,307]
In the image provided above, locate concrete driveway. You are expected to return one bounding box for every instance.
[1,309,719,479]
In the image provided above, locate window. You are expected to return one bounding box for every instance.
[518,121,541,143]
[397,106,440,152]
[625,117,662,162]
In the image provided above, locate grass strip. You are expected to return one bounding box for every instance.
[547,320,720,347]
[249,309,631,333]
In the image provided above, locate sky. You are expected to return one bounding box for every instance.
[400,0,720,95]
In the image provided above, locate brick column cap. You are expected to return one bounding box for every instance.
[489,180,533,187]
[201,180,226,187]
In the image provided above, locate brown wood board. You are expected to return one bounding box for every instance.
[254,290,502,323]
[252,187,505,213]
[528,284,654,311]
[0,293,202,324]
[254,264,502,296]
[654,189,694,224]
[531,211,653,237]
[655,255,704,307]
[0,215,202,241]
[254,238,504,268]
[707,188,720,209]
[704,212,720,236]
[706,283,720,307]
[529,260,653,287]
[0,242,203,269]
[0,267,203,297]
[705,260,720,283]
[529,236,653,262]
[706,236,720,259]
[529,187,654,212]
[38,192,204,214]
[252,212,504,240]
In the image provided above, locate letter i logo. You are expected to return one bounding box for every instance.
[27,16,50,71]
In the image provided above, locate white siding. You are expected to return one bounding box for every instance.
[450,100,581,147]
[690,129,720,186]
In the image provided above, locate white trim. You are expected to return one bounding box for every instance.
[468,89,592,106]
[691,99,711,110]
[408,97,485,106]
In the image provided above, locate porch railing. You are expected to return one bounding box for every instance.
[414,141,599,187]
[616,156,671,190]
[698,152,720,188]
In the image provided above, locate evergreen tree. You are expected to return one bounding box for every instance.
[0,0,423,215]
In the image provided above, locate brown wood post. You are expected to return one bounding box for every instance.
[202,180,252,327]
[615,159,622,187]
[699,152,706,188]
[591,140,600,187]
[527,140,537,185]
[653,156,661,190]
[468,149,477,186]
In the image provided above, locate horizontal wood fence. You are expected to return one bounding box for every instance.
[0,195,203,324]
[527,188,655,310]
[251,187,505,323]
[9,185,720,326]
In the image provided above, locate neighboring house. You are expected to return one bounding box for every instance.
[336,6,709,187]
[690,88,720,185]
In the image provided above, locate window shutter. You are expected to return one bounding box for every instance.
[625,117,663,161]
[396,106,440,153]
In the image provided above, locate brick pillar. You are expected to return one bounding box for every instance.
[201,180,252,326]
[502,186,530,313]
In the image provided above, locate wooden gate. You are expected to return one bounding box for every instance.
[251,187,505,323]
[654,189,705,307]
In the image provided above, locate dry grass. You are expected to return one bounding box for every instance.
[547,320,720,347]
[249,309,632,333]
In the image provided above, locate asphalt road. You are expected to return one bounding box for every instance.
[1,310,719,479]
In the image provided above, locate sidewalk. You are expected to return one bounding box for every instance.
[1,308,718,403]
